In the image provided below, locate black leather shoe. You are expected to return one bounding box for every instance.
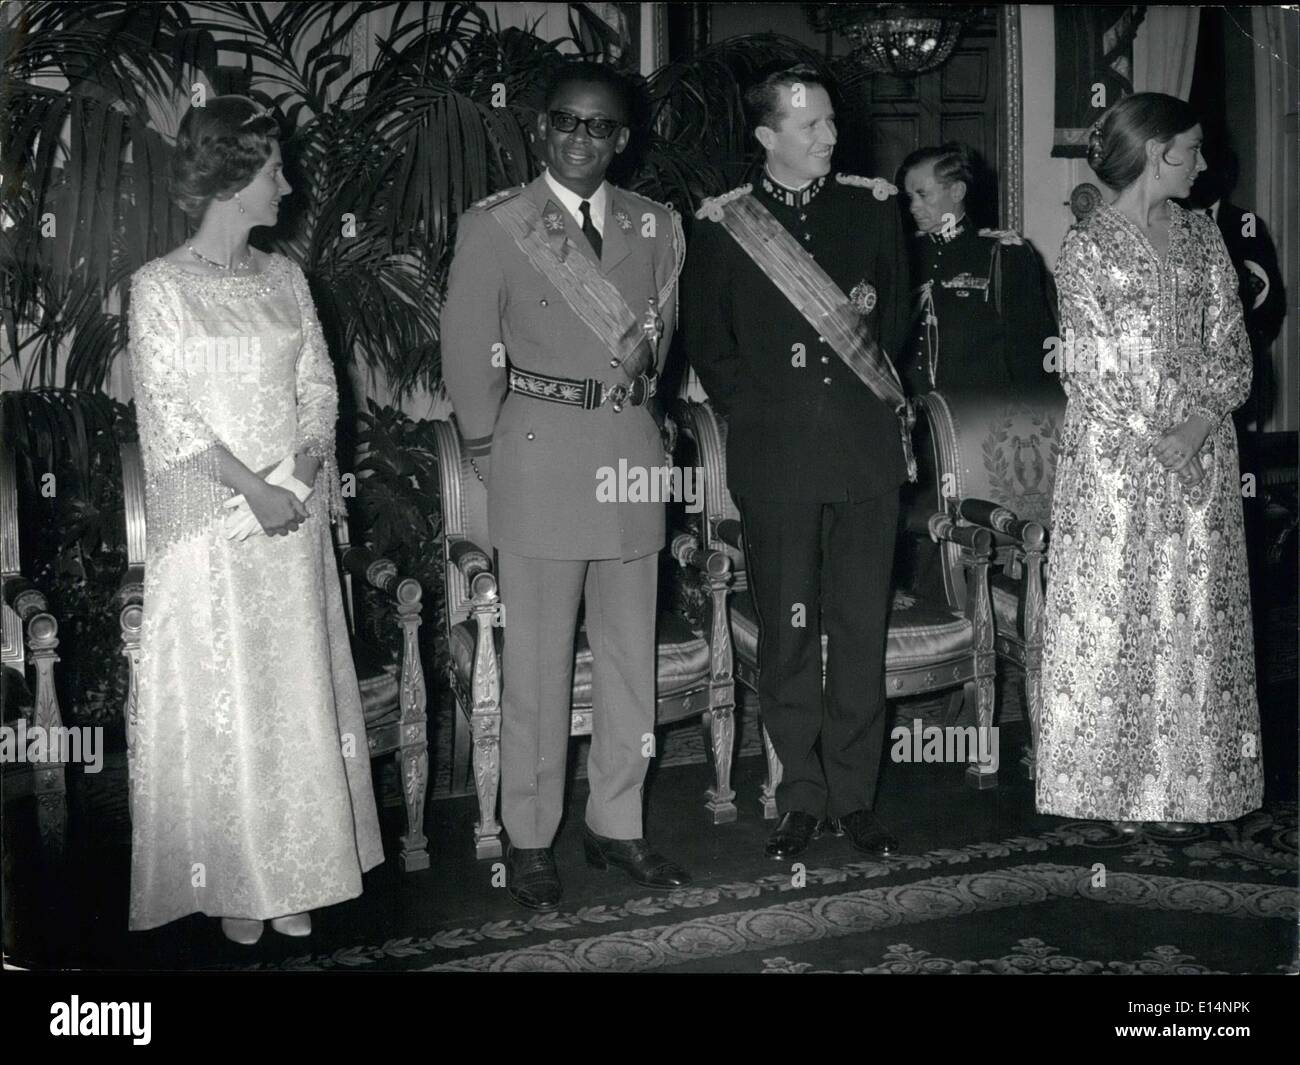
[583,829,691,889]
[765,811,821,860]
[839,809,899,856]
[506,845,562,911]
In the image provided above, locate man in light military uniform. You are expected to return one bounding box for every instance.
[900,142,1059,396]
[684,65,911,863]
[442,62,689,910]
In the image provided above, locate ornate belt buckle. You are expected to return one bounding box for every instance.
[608,383,629,413]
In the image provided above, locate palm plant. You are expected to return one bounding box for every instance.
[1,1,220,388]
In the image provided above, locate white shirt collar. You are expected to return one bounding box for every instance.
[543,168,607,237]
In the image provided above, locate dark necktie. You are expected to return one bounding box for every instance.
[580,200,602,260]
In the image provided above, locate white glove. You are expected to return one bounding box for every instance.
[222,455,314,541]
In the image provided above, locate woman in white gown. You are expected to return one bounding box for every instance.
[127,96,382,943]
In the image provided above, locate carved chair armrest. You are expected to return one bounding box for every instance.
[340,546,422,612]
[4,577,63,732]
[951,498,1046,554]
[671,532,732,583]
[447,538,496,597]
[4,576,52,624]
[948,498,1048,644]
[928,514,995,652]
[445,537,502,721]
[670,532,734,689]
[714,518,744,552]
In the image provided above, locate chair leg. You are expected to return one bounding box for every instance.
[34,768,67,858]
[398,737,430,872]
[29,625,67,857]
[703,688,738,825]
[451,689,472,796]
[946,688,965,725]
[963,674,999,789]
[470,708,502,859]
[1017,669,1036,780]
[759,718,782,820]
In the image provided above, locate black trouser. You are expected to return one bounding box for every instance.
[737,492,900,819]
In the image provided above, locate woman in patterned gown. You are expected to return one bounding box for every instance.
[127,97,382,943]
[1036,93,1263,830]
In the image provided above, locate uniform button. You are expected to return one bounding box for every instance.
[526,432,535,440]
[817,336,825,344]
[609,358,620,367]
[822,377,832,385]
[820,355,829,363]
[539,298,547,306]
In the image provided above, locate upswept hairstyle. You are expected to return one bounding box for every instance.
[898,142,977,192]
[170,95,280,222]
[743,63,835,137]
[1087,92,1200,192]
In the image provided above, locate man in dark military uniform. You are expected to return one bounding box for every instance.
[900,143,1059,397]
[442,62,689,911]
[684,65,911,861]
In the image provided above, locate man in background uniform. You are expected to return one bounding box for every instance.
[900,143,1059,397]
[684,65,911,862]
[442,61,689,911]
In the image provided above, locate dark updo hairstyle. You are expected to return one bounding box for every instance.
[170,95,280,222]
[1087,92,1200,192]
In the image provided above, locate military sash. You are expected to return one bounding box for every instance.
[492,194,656,382]
[703,192,917,480]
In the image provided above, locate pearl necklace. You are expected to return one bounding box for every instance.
[188,244,253,274]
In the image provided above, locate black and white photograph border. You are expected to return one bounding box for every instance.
[1,0,1296,1019]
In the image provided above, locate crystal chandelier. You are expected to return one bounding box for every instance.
[805,4,975,76]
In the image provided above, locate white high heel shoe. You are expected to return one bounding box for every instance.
[220,918,265,945]
[270,912,312,937]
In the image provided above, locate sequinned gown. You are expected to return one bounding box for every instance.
[1037,201,1263,822]
[127,255,382,931]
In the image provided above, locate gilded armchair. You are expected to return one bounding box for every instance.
[0,442,68,855]
[675,398,999,809]
[907,385,1067,780]
[432,418,738,860]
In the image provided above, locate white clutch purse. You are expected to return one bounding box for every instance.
[222,455,314,541]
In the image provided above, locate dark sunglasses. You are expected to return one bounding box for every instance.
[548,110,622,140]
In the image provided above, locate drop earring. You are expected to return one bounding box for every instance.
[1154,163,1161,179]
[235,192,246,215]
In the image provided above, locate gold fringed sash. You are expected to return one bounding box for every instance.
[708,193,917,481]
[493,196,646,379]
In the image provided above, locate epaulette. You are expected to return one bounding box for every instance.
[695,184,752,221]
[835,173,897,200]
[622,187,679,218]
[978,227,1024,246]
[468,185,524,212]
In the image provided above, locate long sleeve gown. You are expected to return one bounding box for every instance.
[126,254,383,931]
[1036,201,1264,823]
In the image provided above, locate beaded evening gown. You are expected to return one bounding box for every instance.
[1036,201,1264,823]
[126,253,382,931]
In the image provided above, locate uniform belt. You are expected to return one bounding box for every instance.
[507,367,658,413]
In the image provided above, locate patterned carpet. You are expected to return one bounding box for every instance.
[231,801,1297,974]
[13,683,1292,976]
